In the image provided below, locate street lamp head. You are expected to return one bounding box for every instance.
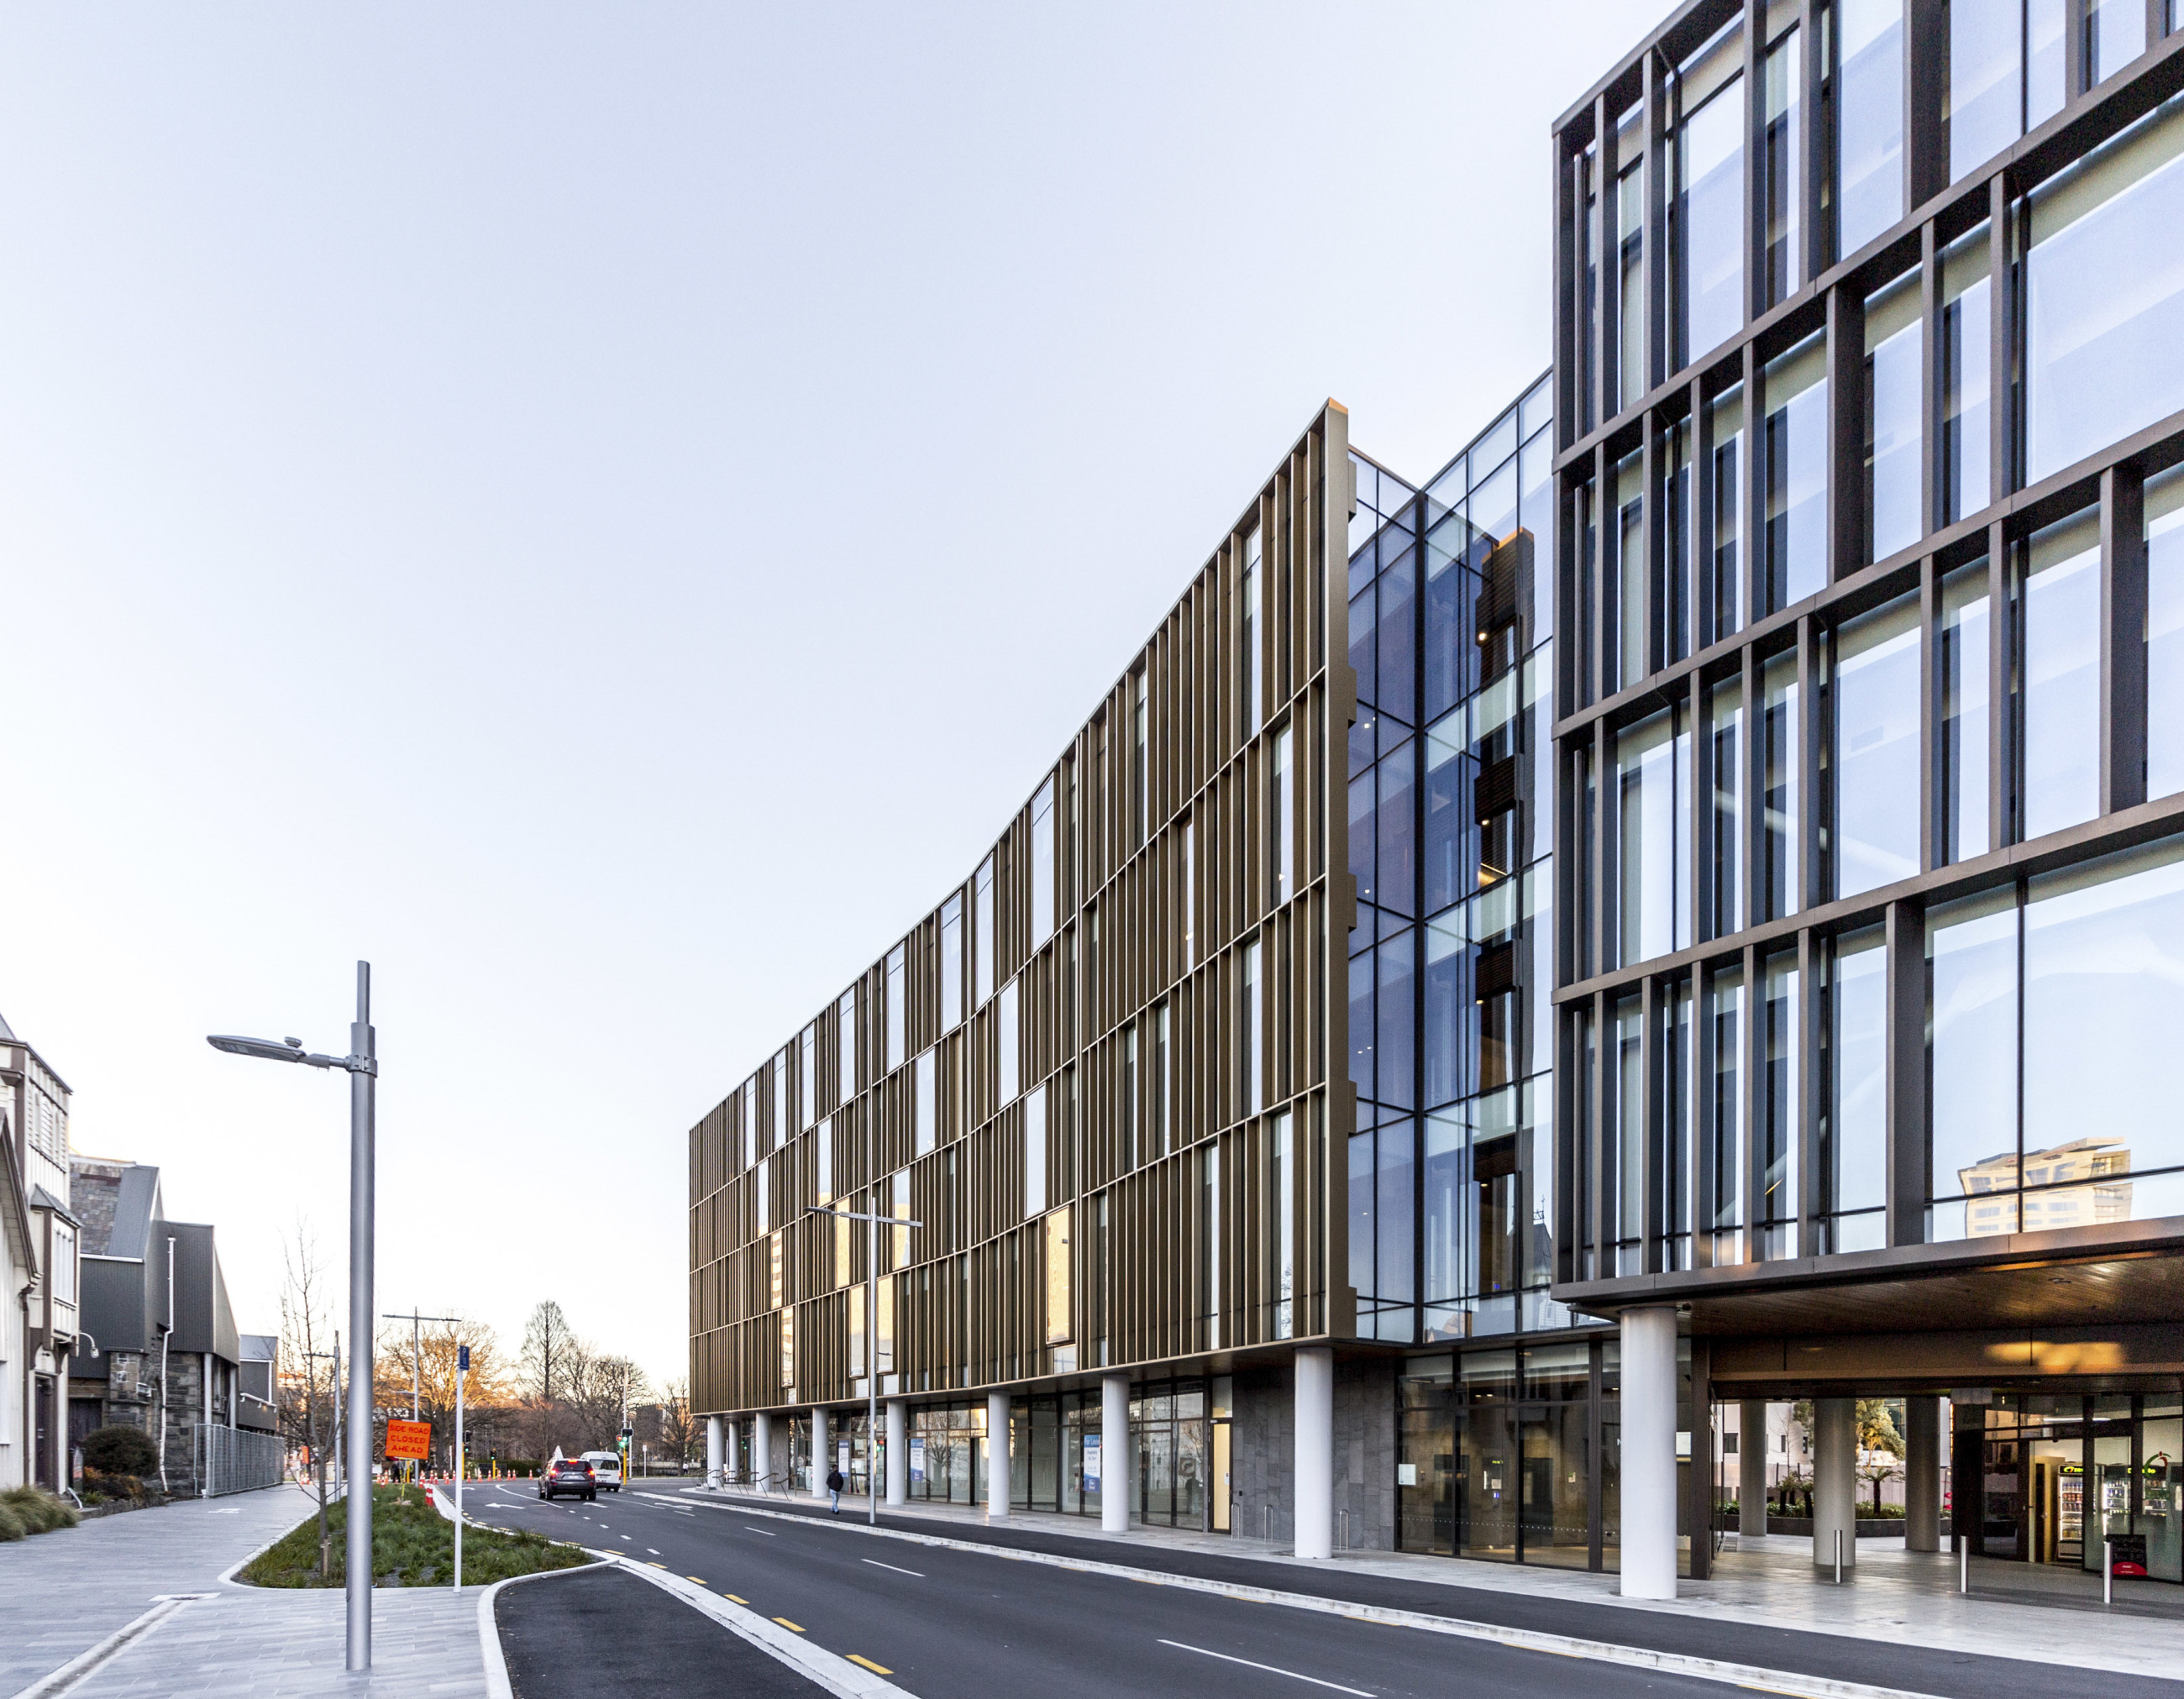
[207,1033,308,1064]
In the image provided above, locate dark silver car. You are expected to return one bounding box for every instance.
[538,1458,596,1502]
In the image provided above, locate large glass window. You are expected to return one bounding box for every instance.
[1764,24,1803,307]
[1940,560,1992,863]
[2087,0,2148,85]
[916,1050,936,1156]
[1024,1084,1047,1219]
[1832,592,1922,897]
[1242,525,1262,733]
[1269,1111,1294,1339]
[2148,467,2184,798]
[1836,0,1905,257]
[1865,270,1922,561]
[1825,931,1887,1251]
[1618,137,1646,412]
[2024,93,2184,485]
[1708,385,1745,641]
[1764,332,1829,611]
[1612,450,1645,688]
[1710,679,1742,936]
[1762,650,1802,918]
[1133,670,1149,844]
[2018,507,2101,841]
[941,892,964,1030]
[1614,994,1644,1274]
[1928,889,2022,1238]
[1615,707,1693,964]
[974,855,995,1007]
[801,1023,818,1125]
[1242,938,1263,1116]
[997,980,1019,1105]
[886,945,906,1073]
[1677,27,1745,368]
[1940,226,1991,524]
[1948,0,2022,181]
[1760,949,1800,1258]
[1378,934,1414,1112]
[1710,966,1746,1264]
[1031,777,1055,948]
[1380,739,1417,916]
[1152,1002,1171,1157]
[1662,420,1694,663]
[1931,839,2184,1239]
[837,991,856,1106]
[1272,726,1294,904]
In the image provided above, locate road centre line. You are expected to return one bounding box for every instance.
[774,1618,805,1633]
[743,1525,776,1535]
[636,1493,1956,1699]
[859,1559,925,1577]
[848,1655,895,1675]
[1158,1639,1373,1696]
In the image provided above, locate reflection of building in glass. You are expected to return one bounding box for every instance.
[1956,1140,2134,1238]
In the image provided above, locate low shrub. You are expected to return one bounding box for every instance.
[0,1502,24,1541]
[0,1487,80,1534]
[242,1484,591,1589]
[82,1425,160,1478]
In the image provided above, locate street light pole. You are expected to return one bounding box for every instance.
[807,1203,920,1526]
[208,960,379,1673]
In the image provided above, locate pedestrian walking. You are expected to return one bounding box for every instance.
[826,1464,845,1515]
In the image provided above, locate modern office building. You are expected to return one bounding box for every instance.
[1548,0,2184,1597]
[691,0,2184,1600]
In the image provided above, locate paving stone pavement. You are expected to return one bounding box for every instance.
[0,1482,517,1699]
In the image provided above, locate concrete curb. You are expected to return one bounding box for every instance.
[585,1548,911,1699]
[3,1596,201,1699]
[643,1492,1955,1699]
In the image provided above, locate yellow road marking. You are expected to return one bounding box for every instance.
[848,1654,894,1675]
[773,1618,805,1633]
[726,1592,748,1603]
[687,1576,706,1584]
[648,1561,668,1570]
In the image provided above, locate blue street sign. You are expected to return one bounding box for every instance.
[458,1345,470,1371]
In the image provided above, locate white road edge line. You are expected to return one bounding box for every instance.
[1158,1639,1373,1696]
[743,1526,777,1536]
[859,1559,926,1577]
[635,1492,1955,1699]
[586,1550,911,1699]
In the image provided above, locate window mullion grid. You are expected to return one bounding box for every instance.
[1646,49,1671,401]
[1688,669,1711,947]
[1798,0,1824,281]
[1742,3,1763,328]
[1692,959,1718,1270]
[1740,941,1764,1263]
[1592,987,1614,1277]
[1694,374,1718,648]
[1644,412,1665,678]
[1826,280,1866,580]
[1798,612,1823,910]
[1882,896,1924,1250]
[1919,218,1940,543]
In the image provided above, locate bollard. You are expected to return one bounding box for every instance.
[2104,1535,2113,1607]
[1834,1527,1842,1585]
[1959,1534,1968,1595]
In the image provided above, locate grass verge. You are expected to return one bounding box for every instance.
[240,1484,592,1588]
[0,1486,81,1540]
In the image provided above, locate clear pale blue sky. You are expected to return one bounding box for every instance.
[0,3,1673,1391]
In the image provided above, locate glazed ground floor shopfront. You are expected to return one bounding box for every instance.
[1960,1391,2184,1581]
[1393,1329,1704,1575]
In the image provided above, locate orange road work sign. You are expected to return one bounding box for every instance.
[385,1419,431,1461]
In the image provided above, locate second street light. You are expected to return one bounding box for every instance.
[806,1201,919,1526]
[209,961,378,1674]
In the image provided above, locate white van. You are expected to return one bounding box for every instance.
[580,1450,623,1492]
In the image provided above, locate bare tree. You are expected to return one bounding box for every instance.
[373,1316,509,1474]
[518,1301,576,1460]
[653,1379,696,1475]
[564,1350,648,1454]
[277,1226,338,1580]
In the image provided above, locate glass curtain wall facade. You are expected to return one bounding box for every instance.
[1551,0,2184,1532]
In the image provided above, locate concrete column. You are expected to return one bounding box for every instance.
[985,1391,1011,1518]
[885,1399,908,1506]
[1294,1346,1334,1560]
[1813,1397,1857,1572]
[1100,1373,1130,1533]
[811,1407,831,1500]
[706,1415,724,1489]
[753,1411,773,1487]
[1904,1396,1940,1553]
[1739,1399,1769,1537]
[1620,1306,1678,1600]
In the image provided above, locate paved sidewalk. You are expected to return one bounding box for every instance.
[680,1483,2184,1693]
[0,1482,520,1699]
[0,1485,307,1695]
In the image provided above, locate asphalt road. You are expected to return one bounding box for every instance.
[464,1479,1748,1698]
